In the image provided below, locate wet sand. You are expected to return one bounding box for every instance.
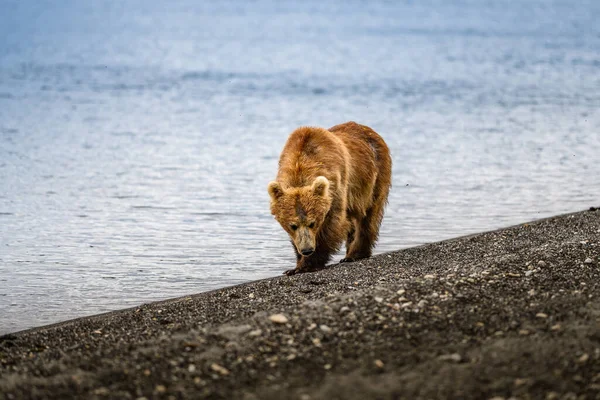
[1,208,599,400]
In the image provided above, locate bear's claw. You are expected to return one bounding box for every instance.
[283,268,297,276]
[340,257,355,263]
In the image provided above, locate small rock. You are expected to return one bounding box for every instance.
[417,300,428,308]
[307,323,317,330]
[535,313,548,319]
[155,385,166,393]
[514,378,529,387]
[424,274,435,279]
[585,258,593,264]
[518,329,530,336]
[339,306,350,313]
[374,296,383,303]
[324,363,332,370]
[374,359,384,369]
[488,397,505,400]
[578,353,589,363]
[249,293,255,299]
[269,314,288,324]
[312,338,321,347]
[438,353,462,363]
[319,325,332,333]
[248,329,263,337]
[550,324,561,331]
[538,261,547,267]
[506,272,521,278]
[188,364,196,373]
[525,270,534,277]
[210,363,230,376]
[93,388,109,395]
[217,324,253,338]
[396,289,406,296]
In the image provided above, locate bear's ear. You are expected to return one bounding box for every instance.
[267,181,284,201]
[311,176,330,197]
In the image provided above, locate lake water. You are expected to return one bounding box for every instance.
[1,0,599,334]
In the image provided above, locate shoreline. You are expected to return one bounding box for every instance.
[6,209,586,338]
[1,208,599,399]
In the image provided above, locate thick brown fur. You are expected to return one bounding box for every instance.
[268,121,392,275]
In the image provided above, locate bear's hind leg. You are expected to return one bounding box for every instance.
[341,206,382,263]
[341,217,362,263]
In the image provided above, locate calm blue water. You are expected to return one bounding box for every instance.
[1,0,599,334]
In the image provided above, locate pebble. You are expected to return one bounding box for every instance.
[525,270,534,277]
[188,364,196,373]
[578,353,589,363]
[585,258,593,264]
[269,314,288,324]
[248,329,263,337]
[538,261,547,267]
[417,300,428,308]
[396,289,406,296]
[550,324,561,331]
[514,378,529,387]
[374,297,383,303]
[438,353,462,363]
[424,274,435,279]
[319,325,332,333]
[535,313,548,319]
[339,306,350,313]
[374,359,384,369]
[249,293,255,299]
[155,385,166,393]
[210,363,230,376]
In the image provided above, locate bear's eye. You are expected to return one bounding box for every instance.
[290,224,298,231]
[308,221,315,228]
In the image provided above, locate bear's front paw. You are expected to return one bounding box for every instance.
[340,257,355,263]
[284,268,299,276]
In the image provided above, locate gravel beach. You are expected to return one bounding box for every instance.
[1,208,599,400]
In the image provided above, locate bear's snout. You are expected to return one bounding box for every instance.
[300,248,315,256]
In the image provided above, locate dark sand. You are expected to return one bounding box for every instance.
[1,209,599,400]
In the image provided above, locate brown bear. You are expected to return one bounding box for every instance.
[268,121,392,275]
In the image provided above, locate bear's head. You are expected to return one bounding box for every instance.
[267,176,331,257]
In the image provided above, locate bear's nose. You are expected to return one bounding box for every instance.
[300,248,315,256]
